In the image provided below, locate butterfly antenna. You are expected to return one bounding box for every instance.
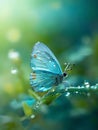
[64,63,75,73]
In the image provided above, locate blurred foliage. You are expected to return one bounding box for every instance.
[0,0,98,130]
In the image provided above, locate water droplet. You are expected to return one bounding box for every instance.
[34,101,40,110]
[81,86,85,89]
[65,92,70,97]
[75,91,78,94]
[52,89,55,92]
[91,85,97,90]
[65,87,68,91]
[84,81,90,88]
[11,68,18,74]
[31,114,35,119]
[78,86,81,89]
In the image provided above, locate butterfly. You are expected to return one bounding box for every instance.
[30,42,67,92]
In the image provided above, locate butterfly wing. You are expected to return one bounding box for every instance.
[30,70,57,91]
[30,42,63,92]
[31,42,62,74]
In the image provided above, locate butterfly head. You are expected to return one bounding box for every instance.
[63,72,67,77]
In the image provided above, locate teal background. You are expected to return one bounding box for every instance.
[0,0,98,130]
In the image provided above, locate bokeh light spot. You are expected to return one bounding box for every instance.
[11,68,18,75]
[6,28,21,43]
[8,50,20,60]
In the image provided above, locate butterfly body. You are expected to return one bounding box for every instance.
[30,42,66,92]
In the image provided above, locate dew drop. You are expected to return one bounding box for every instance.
[52,89,55,92]
[92,85,97,89]
[84,81,90,88]
[65,92,70,97]
[75,91,78,94]
[78,86,81,89]
[34,101,40,110]
[65,87,68,91]
[31,114,35,119]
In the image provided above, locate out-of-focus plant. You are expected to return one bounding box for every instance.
[0,0,98,130]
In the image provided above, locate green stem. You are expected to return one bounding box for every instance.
[28,89,41,101]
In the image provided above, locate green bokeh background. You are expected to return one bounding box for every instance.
[0,0,98,130]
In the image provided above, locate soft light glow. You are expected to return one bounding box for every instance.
[6,28,21,43]
[8,50,19,59]
[0,0,11,21]
[30,114,35,119]
[65,92,70,97]
[11,68,18,74]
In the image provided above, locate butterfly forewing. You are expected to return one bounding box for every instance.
[31,42,62,74]
[30,42,63,92]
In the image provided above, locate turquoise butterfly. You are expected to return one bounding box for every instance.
[30,42,67,92]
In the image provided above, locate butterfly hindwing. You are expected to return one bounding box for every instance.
[30,70,57,91]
